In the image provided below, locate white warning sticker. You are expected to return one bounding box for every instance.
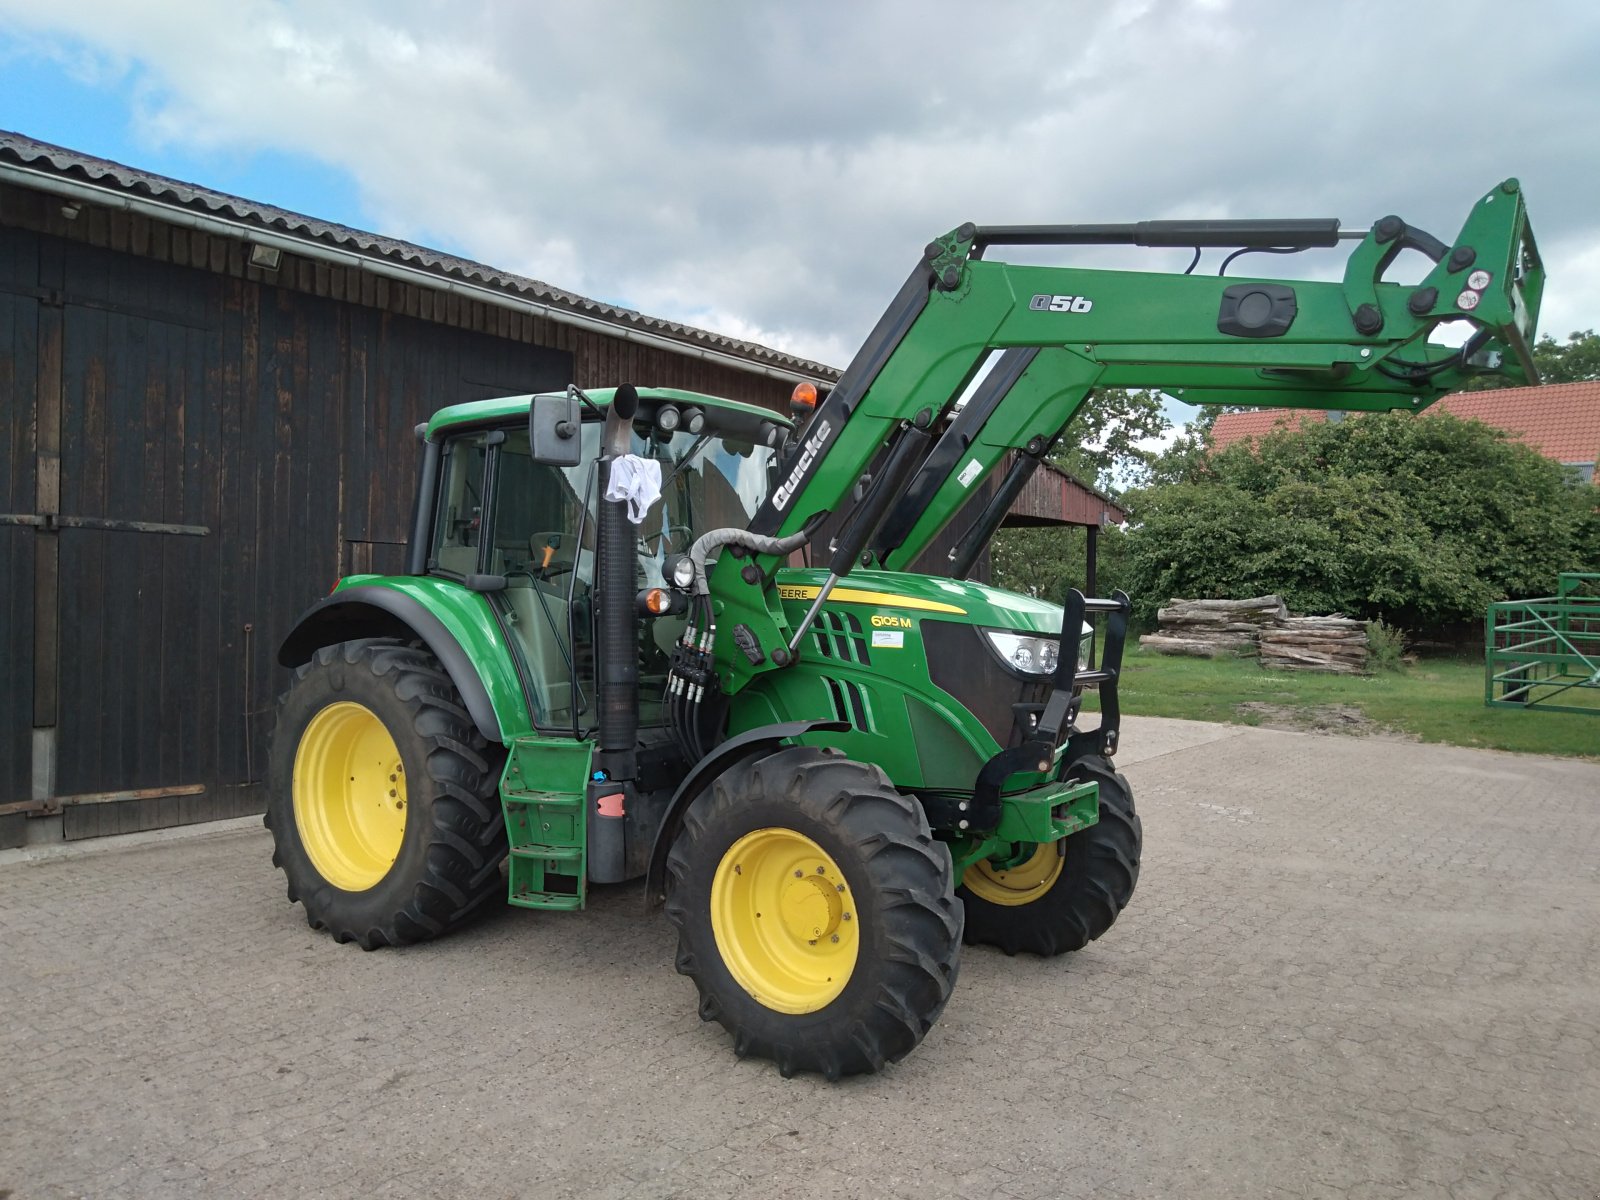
[871,630,905,648]
[957,458,984,488]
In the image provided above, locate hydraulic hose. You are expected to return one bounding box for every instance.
[686,527,812,594]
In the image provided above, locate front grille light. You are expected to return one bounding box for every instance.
[983,629,1061,676]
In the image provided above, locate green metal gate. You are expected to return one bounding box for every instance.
[1485,574,1600,715]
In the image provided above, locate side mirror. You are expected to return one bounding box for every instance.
[529,392,581,466]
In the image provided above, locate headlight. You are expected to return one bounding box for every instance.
[662,553,696,590]
[983,630,1061,677]
[1078,626,1093,671]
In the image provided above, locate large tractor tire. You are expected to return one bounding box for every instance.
[960,756,1140,956]
[266,639,508,949]
[665,745,963,1079]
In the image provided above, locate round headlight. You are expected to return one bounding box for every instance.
[664,553,696,590]
[655,404,681,434]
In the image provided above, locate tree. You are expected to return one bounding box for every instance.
[988,522,1130,603]
[1118,410,1600,629]
[1465,329,1600,390]
[1047,387,1170,492]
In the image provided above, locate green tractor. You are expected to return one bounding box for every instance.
[269,182,1542,1076]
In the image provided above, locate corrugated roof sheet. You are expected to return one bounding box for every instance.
[0,129,840,382]
[1209,381,1600,467]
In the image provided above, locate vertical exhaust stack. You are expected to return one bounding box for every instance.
[590,383,640,883]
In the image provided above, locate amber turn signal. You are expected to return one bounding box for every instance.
[636,587,686,617]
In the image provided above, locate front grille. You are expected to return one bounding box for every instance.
[923,620,1049,747]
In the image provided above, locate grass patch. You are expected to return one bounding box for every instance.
[1083,645,1599,759]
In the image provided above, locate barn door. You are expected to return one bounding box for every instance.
[49,249,217,838]
[0,252,41,832]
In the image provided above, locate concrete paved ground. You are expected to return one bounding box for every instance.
[1,717,1597,1200]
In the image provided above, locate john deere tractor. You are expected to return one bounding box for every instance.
[269,181,1542,1076]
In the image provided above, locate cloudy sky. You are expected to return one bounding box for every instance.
[2,0,1597,422]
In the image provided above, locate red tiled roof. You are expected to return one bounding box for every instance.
[1434,382,1600,465]
[1207,409,1327,451]
[1207,381,1600,466]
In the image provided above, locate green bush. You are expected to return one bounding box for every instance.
[1118,410,1600,631]
[1364,619,1407,672]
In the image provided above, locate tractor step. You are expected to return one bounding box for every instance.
[500,736,593,912]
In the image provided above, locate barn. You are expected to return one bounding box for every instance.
[0,131,839,847]
[0,130,1121,848]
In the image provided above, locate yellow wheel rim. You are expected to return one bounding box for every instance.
[964,843,1063,907]
[292,701,408,892]
[710,828,859,1014]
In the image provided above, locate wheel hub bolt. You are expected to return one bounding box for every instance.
[831,934,840,943]
[794,869,803,878]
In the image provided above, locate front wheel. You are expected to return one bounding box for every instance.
[960,755,1140,956]
[665,746,962,1079]
[266,639,508,949]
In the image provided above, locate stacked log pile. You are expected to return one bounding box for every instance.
[1137,596,1288,658]
[1139,597,1372,672]
[1258,616,1369,674]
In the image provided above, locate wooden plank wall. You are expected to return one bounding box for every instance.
[0,181,800,839]
[0,226,39,813]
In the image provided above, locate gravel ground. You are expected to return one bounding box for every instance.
[2,716,1596,1199]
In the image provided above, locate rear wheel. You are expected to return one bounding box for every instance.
[960,756,1140,956]
[665,746,962,1078]
[266,639,508,949]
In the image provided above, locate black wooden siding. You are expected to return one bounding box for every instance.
[1,192,795,841]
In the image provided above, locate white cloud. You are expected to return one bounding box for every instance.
[1,0,1597,374]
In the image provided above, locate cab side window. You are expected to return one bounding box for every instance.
[430,434,490,577]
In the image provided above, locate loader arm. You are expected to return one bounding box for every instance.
[708,179,1542,692]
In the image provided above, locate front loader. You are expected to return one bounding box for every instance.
[268,181,1542,1076]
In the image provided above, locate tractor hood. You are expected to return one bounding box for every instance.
[772,567,1073,636]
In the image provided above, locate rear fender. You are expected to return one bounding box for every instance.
[643,719,849,909]
[278,583,526,744]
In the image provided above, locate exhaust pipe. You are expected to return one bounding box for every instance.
[590,384,641,883]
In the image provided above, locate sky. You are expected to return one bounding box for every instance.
[2,0,1598,441]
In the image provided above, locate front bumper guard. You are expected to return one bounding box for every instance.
[966,588,1129,832]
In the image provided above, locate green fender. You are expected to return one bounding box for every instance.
[277,577,533,745]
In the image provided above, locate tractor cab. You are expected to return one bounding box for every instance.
[420,388,792,733]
